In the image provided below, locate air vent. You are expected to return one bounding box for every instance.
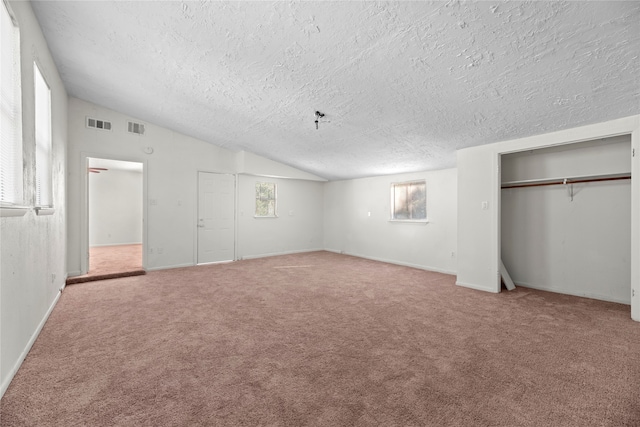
[86,117,112,131]
[127,121,145,135]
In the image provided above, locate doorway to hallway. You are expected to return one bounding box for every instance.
[68,157,145,284]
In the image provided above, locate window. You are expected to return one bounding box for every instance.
[390,180,426,221]
[255,182,277,217]
[34,63,52,207]
[1,1,23,206]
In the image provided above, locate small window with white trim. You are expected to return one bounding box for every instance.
[390,180,426,221]
[34,62,52,207]
[1,1,24,206]
[255,182,277,217]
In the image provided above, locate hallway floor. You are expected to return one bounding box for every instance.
[66,244,145,285]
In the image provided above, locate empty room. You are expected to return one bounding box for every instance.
[1,1,639,426]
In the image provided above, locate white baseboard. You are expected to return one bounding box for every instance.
[324,248,343,255]
[67,270,82,278]
[196,260,234,266]
[0,290,62,399]
[138,249,327,270]
[515,282,631,305]
[325,249,456,276]
[145,262,194,272]
[239,248,324,261]
[456,280,500,293]
[89,242,142,248]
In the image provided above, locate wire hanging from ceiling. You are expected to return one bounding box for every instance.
[314,111,325,130]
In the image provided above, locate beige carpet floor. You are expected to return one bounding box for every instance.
[66,244,144,285]
[3,251,639,426]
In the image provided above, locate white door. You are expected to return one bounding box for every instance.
[197,172,235,264]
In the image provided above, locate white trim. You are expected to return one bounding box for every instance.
[0,289,62,399]
[196,259,234,266]
[0,206,29,217]
[89,242,142,248]
[456,280,500,293]
[145,262,195,272]
[490,115,640,320]
[240,248,325,261]
[324,249,456,276]
[493,151,501,293]
[388,219,429,224]
[323,248,343,254]
[79,152,147,275]
[632,120,640,321]
[238,172,328,182]
[234,174,239,261]
[514,282,630,305]
[34,207,55,216]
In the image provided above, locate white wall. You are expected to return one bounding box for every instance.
[237,175,324,259]
[89,168,143,246]
[323,169,457,274]
[456,147,498,291]
[457,116,640,321]
[237,151,327,182]
[501,136,631,303]
[0,1,68,397]
[67,97,237,273]
[68,98,326,274]
[501,136,631,182]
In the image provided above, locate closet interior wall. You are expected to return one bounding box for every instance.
[501,135,632,304]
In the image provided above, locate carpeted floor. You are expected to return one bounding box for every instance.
[66,244,145,285]
[2,251,639,426]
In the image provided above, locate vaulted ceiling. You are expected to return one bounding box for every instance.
[31,1,640,180]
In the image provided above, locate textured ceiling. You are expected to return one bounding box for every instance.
[31,1,640,180]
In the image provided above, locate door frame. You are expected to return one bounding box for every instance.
[79,152,148,275]
[498,136,632,303]
[491,116,639,321]
[194,170,237,265]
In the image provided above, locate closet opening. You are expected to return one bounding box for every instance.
[500,135,632,305]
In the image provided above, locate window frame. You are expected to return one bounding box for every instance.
[254,181,277,218]
[389,179,428,223]
[34,61,53,208]
[0,0,25,213]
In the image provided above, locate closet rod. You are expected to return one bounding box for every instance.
[501,174,630,189]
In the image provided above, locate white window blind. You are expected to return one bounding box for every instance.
[0,1,23,205]
[34,62,52,207]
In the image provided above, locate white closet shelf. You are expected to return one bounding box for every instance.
[501,172,631,189]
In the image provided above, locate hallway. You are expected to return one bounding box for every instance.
[66,244,144,285]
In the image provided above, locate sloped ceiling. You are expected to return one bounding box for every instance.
[31,1,640,180]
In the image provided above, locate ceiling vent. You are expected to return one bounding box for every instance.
[127,121,145,135]
[86,117,112,131]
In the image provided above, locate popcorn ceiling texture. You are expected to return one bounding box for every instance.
[31,1,640,180]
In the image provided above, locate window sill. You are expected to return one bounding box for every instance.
[35,207,55,216]
[388,219,429,224]
[254,215,278,219]
[0,206,30,217]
